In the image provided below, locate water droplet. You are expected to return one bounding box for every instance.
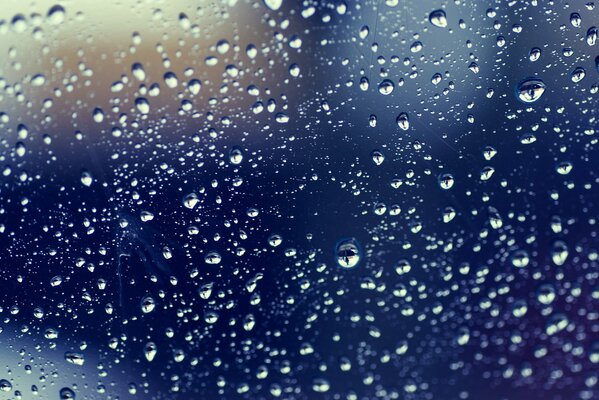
[64,351,85,366]
[586,26,597,45]
[395,259,411,275]
[92,107,104,123]
[335,238,361,268]
[511,250,530,268]
[570,12,581,27]
[529,47,541,62]
[132,63,146,81]
[80,171,93,187]
[144,342,157,362]
[396,112,410,130]
[289,63,300,77]
[164,72,178,88]
[483,146,497,160]
[438,173,454,190]
[275,112,289,123]
[378,79,395,95]
[268,234,282,247]
[410,41,423,53]
[188,79,201,95]
[556,161,573,175]
[537,284,556,305]
[516,78,546,103]
[199,282,214,299]
[183,193,199,209]
[135,97,150,114]
[141,295,156,313]
[11,14,27,33]
[263,0,282,11]
[429,9,447,27]
[551,241,569,266]
[312,378,330,393]
[371,149,385,165]
[0,380,12,392]
[140,211,154,222]
[47,5,66,25]
[59,387,76,399]
[229,146,243,164]
[571,67,586,83]
[243,314,256,331]
[205,251,222,264]
[30,74,46,86]
[456,327,470,345]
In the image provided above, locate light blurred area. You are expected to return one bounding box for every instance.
[0,0,310,150]
[0,328,135,400]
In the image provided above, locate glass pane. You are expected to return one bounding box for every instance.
[0,1,597,399]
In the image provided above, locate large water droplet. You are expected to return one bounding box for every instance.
[141,295,156,313]
[429,10,447,27]
[144,342,157,362]
[335,238,361,268]
[205,251,222,264]
[59,387,76,399]
[263,0,282,11]
[378,79,395,95]
[516,78,546,103]
[229,146,244,164]
[47,5,66,25]
[0,380,12,392]
[64,351,85,366]
[396,112,410,130]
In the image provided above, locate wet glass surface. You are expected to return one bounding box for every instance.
[0,1,598,399]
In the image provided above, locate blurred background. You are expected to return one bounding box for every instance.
[0,0,598,399]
